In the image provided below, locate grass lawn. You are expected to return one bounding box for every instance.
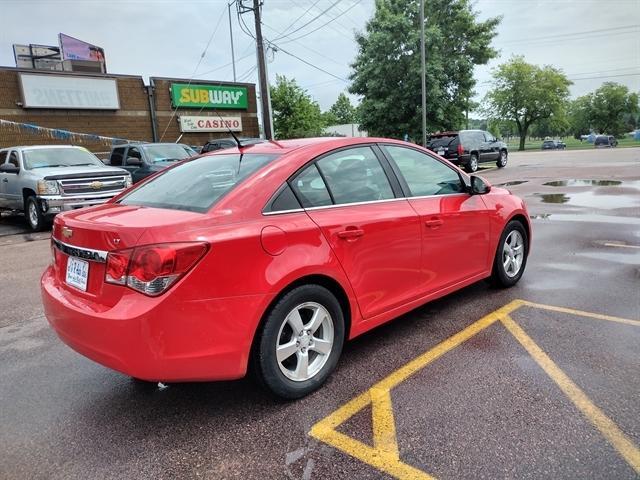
[505,136,640,151]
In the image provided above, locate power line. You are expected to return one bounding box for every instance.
[275,0,323,39]
[272,0,342,41]
[159,8,226,141]
[262,22,345,67]
[278,0,363,44]
[569,73,640,81]
[498,25,639,44]
[267,40,349,83]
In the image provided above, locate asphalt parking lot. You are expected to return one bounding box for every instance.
[1,147,638,479]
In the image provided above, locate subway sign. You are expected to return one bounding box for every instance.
[171,83,248,110]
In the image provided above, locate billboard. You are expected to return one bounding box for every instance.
[59,33,106,70]
[19,73,120,110]
[13,44,63,71]
[179,116,243,132]
[171,83,248,110]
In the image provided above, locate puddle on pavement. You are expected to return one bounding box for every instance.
[543,179,624,187]
[496,180,528,187]
[535,191,640,209]
[528,213,640,225]
[537,193,570,204]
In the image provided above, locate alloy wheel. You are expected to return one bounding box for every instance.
[28,201,39,229]
[276,302,334,382]
[502,230,524,278]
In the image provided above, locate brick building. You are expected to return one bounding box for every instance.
[0,66,259,153]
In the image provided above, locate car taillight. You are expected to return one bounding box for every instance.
[105,242,208,296]
[457,144,464,156]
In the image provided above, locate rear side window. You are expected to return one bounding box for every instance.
[316,147,394,205]
[0,151,7,164]
[267,184,301,212]
[119,153,279,212]
[383,145,464,196]
[110,148,125,166]
[291,164,332,208]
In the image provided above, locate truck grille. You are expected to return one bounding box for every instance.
[58,176,128,196]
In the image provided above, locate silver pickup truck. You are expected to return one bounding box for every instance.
[0,145,132,231]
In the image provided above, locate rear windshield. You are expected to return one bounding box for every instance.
[428,135,458,148]
[141,144,196,163]
[119,153,279,213]
[23,147,103,169]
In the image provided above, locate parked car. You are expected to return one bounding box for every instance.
[201,137,264,153]
[0,145,131,231]
[594,135,618,148]
[107,143,197,183]
[541,139,566,150]
[427,130,508,173]
[42,137,530,399]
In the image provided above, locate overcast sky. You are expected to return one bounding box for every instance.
[1,0,638,114]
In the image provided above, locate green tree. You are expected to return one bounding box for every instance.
[530,110,570,138]
[328,92,357,124]
[589,82,639,136]
[484,56,572,150]
[568,95,592,138]
[350,0,500,141]
[270,75,324,139]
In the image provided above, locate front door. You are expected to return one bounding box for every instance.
[381,144,491,292]
[290,146,423,319]
[0,150,9,208]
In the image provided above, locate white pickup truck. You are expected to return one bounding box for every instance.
[0,145,132,231]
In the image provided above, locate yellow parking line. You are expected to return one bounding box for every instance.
[501,314,640,474]
[310,300,640,478]
[520,300,640,327]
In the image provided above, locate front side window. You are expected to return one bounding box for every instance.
[22,147,103,169]
[0,151,7,165]
[316,147,394,205]
[119,153,279,213]
[7,152,19,168]
[110,148,125,166]
[383,145,464,197]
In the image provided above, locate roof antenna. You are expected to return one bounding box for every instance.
[212,111,243,149]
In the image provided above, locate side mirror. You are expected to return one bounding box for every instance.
[470,175,491,195]
[0,163,19,174]
[126,157,142,166]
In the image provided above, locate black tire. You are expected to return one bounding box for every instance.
[496,150,508,168]
[25,196,48,232]
[465,153,479,173]
[490,220,528,287]
[252,284,345,399]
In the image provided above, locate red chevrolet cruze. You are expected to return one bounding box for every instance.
[41,137,530,398]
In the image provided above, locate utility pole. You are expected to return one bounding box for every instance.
[252,0,273,140]
[228,1,237,82]
[420,0,427,147]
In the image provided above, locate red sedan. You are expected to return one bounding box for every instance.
[41,137,530,399]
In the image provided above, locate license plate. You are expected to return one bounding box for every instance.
[437,149,445,156]
[66,257,89,291]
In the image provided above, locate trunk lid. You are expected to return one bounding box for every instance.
[51,203,205,301]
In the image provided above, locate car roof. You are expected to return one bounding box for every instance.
[1,145,86,151]
[200,137,413,157]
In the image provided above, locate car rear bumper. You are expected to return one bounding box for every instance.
[41,266,272,382]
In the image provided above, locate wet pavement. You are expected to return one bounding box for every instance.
[1,147,639,479]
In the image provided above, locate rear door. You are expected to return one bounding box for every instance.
[4,150,23,209]
[290,145,424,319]
[381,144,491,292]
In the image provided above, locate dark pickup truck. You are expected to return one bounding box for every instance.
[106,143,197,183]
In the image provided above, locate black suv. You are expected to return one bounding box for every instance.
[427,130,508,172]
[594,135,618,148]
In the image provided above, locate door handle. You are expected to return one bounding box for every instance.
[425,218,444,228]
[337,228,364,239]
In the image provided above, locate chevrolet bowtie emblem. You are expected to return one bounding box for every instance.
[90,181,103,190]
[62,227,73,239]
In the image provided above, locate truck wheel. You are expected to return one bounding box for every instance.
[497,150,508,168]
[465,154,479,173]
[25,196,47,232]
